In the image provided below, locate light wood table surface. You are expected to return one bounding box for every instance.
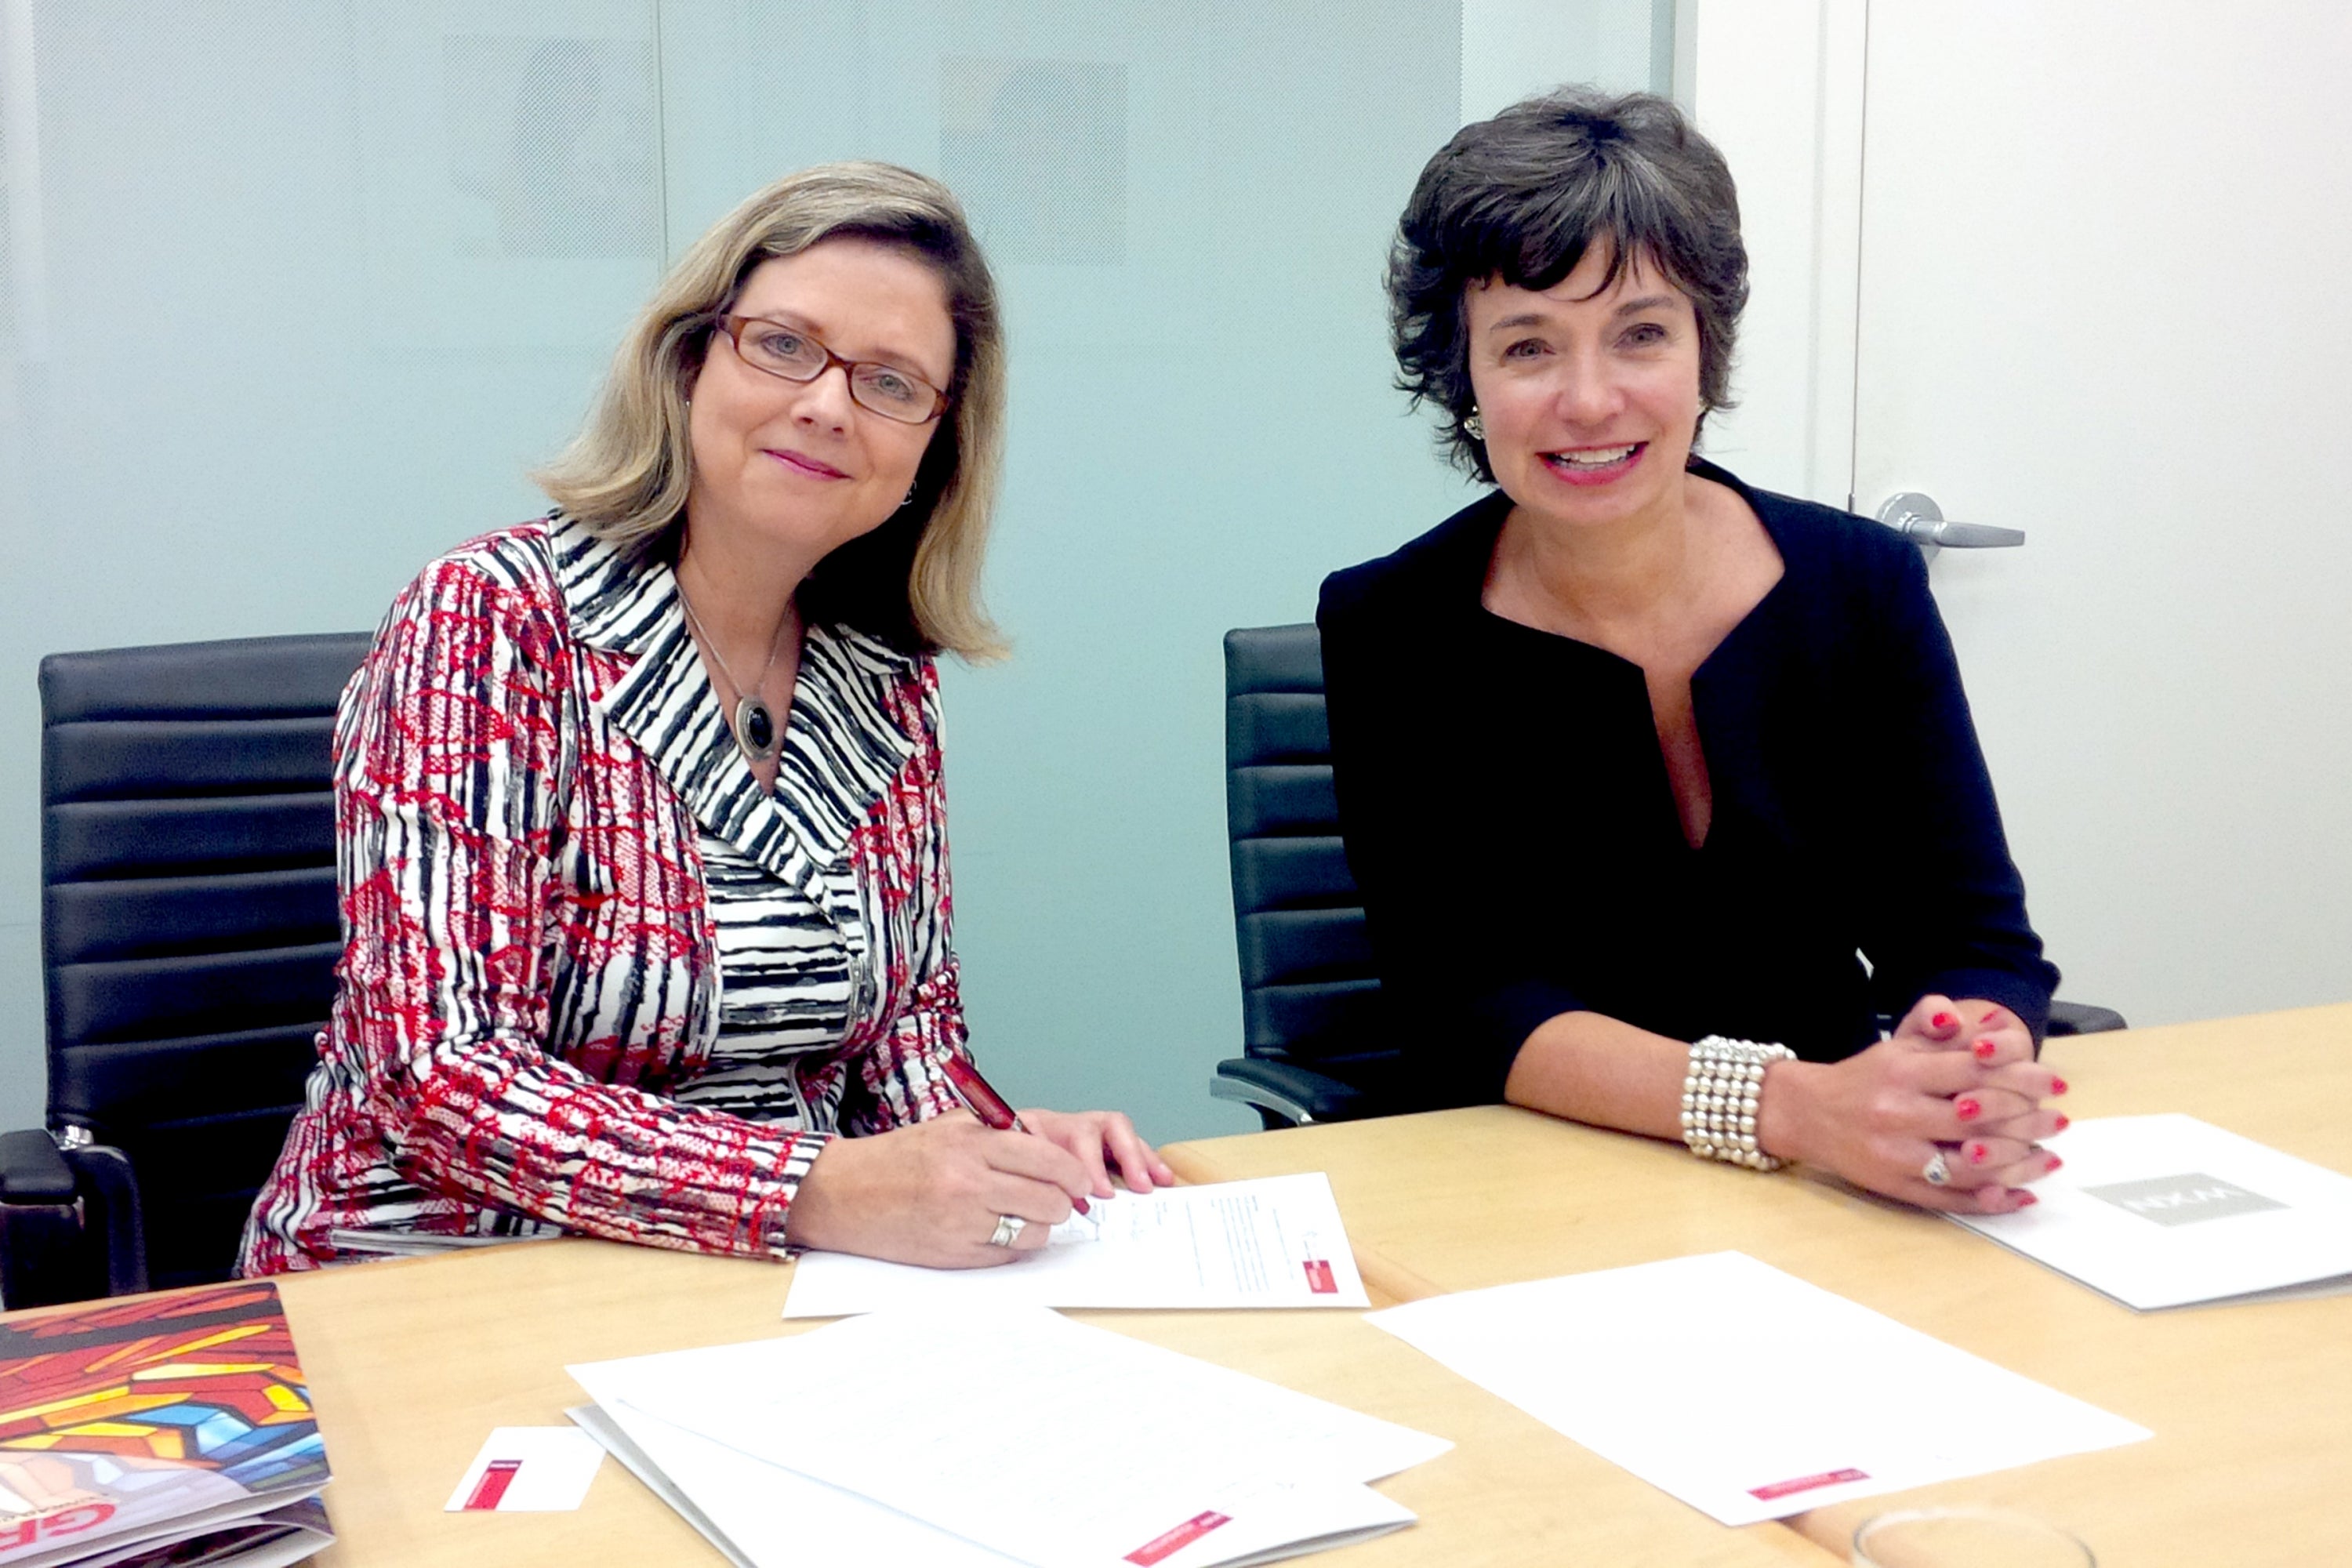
[1161,1002,2352,1568]
[266,1232,1840,1566]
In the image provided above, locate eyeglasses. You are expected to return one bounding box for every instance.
[704,314,951,425]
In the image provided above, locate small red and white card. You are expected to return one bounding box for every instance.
[446,1425,608,1512]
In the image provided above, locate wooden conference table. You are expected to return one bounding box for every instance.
[1167,1000,2352,1567]
[28,1003,2349,1566]
[269,1229,1835,1566]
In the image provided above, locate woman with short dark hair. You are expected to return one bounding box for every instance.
[242,162,1170,1276]
[1321,91,2065,1211]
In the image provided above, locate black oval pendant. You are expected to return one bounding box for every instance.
[735,697,775,756]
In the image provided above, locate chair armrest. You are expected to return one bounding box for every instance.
[2048,1000,2129,1036]
[0,1130,77,1203]
[0,1133,149,1306]
[1210,1058,1370,1127]
[63,1144,147,1297]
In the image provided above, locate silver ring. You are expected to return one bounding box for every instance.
[1922,1150,1953,1188]
[987,1214,1026,1248]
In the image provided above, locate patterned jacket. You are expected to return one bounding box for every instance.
[239,516,969,1273]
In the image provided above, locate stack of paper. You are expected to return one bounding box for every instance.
[1367,1252,2148,1526]
[783,1174,1369,1317]
[568,1307,1450,1568]
[1951,1113,2352,1308]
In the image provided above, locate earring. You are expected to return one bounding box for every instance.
[895,488,916,512]
[1464,408,1485,441]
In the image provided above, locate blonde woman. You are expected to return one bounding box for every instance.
[243,163,1170,1276]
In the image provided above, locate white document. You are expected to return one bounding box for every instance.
[564,1388,1022,1568]
[601,1307,1449,1568]
[1950,1113,2352,1310]
[443,1425,607,1512]
[572,1397,1405,1568]
[782,1174,1369,1317]
[1367,1251,2148,1527]
[566,1404,757,1568]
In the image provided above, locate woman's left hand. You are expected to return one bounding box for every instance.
[1018,1109,1176,1199]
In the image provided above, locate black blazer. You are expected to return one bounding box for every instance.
[1318,459,2057,1109]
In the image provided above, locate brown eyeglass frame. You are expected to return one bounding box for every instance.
[702,314,951,425]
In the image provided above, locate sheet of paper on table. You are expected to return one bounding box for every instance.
[575,1306,1449,1568]
[1949,1112,2352,1309]
[1366,1251,2149,1527]
[782,1173,1370,1317]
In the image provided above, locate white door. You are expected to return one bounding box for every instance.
[1700,1,2352,1028]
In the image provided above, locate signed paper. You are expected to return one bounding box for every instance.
[783,1174,1368,1317]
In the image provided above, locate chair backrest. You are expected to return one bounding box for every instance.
[1222,625,1392,1081]
[40,632,370,1290]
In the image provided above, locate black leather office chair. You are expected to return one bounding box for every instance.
[1215,624,1403,1128]
[2,632,370,1307]
[1214,622,2125,1129]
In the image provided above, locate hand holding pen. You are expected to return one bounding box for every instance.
[780,1054,1176,1269]
[941,1054,1084,1214]
[942,1055,1176,1206]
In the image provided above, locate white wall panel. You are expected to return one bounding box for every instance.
[0,0,1659,1142]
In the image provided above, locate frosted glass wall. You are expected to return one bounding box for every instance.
[0,1,1661,1140]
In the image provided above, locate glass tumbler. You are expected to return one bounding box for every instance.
[1851,1507,2095,1568]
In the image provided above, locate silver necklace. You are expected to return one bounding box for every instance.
[677,590,790,764]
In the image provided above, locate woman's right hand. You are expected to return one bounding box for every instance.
[1757,996,2065,1214]
[782,1112,1094,1267]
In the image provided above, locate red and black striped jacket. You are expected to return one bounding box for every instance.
[240,515,969,1273]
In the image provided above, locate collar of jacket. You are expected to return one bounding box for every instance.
[544,513,922,915]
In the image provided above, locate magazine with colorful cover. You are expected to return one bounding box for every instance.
[0,1282,332,1568]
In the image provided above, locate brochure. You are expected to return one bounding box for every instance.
[0,1283,332,1568]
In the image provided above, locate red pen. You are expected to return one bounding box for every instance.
[942,1054,1087,1214]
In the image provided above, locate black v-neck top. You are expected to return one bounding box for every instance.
[1317,459,2057,1108]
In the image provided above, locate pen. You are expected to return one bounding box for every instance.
[941,1054,1087,1215]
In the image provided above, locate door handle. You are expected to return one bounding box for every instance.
[1875,492,2025,559]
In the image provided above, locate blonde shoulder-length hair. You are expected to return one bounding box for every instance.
[535,161,1006,661]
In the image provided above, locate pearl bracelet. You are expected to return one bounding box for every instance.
[1681,1035,1795,1171]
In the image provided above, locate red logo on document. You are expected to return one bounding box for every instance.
[1125,1510,1232,1565]
[464,1459,523,1510]
[1302,1258,1338,1294]
[1748,1467,1869,1501]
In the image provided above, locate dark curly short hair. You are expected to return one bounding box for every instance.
[1389,88,1749,479]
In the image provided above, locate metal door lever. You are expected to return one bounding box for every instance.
[1876,492,2025,559]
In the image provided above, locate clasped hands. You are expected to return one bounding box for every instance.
[784,1107,1175,1268]
[1758,994,2067,1214]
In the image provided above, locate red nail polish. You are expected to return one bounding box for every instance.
[2045,1154,2063,1174]
[1967,1142,1990,1165]
[2050,1076,2069,1095]
[2015,1190,2038,1208]
[1955,1097,1981,1122]
[1073,1196,1090,1215]
[1973,1039,1997,1061]
[1931,1011,1957,1030]
[2053,1113,2070,1132]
